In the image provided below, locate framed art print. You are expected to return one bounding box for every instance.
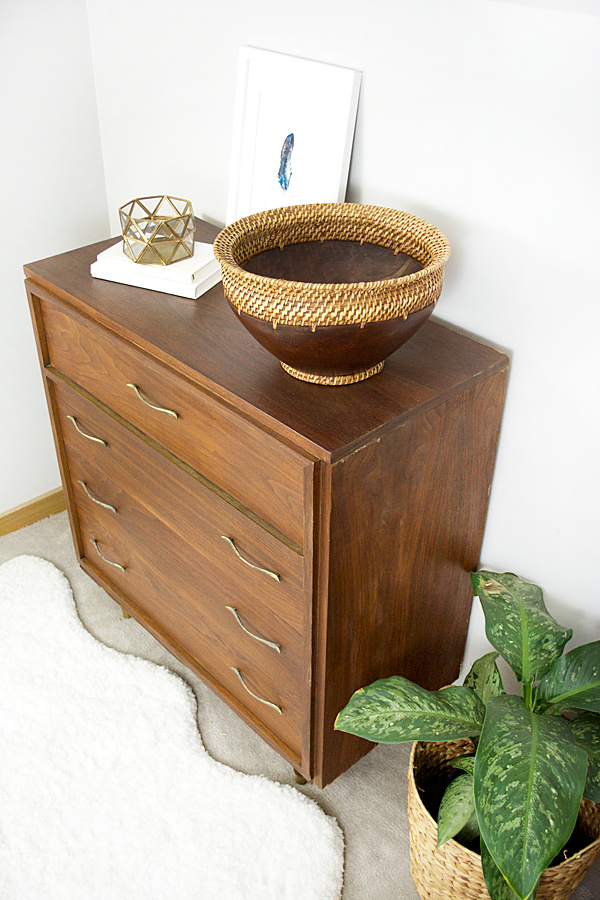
[226,48,361,224]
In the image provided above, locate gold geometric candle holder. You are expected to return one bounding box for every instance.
[119,196,195,265]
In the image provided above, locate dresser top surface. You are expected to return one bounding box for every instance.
[25,219,508,458]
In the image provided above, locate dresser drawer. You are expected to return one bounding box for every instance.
[52,377,305,640]
[40,293,310,546]
[51,378,305,757]
[77,501,304,758]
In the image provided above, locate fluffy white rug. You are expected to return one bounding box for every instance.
[0,555,344,899]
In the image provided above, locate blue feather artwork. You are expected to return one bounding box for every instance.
[278,133,294,191]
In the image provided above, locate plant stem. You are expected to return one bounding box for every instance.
[522,680,533,710]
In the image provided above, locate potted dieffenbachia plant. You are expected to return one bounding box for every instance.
[335,572,600,900]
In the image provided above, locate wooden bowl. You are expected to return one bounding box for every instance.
[213,203,451,385]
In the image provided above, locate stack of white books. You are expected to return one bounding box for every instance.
[90,241,221,299]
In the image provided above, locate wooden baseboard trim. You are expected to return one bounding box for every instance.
[0,487,66,537]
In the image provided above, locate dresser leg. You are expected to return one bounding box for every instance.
[294,770,307,785]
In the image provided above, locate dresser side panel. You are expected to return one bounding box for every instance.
[315,366,508,786]
[26,286,85,559]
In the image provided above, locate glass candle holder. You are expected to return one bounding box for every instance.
[119,196,195,265]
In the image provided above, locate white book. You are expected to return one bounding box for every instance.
[90,260,222,299]
[93,240,219,285]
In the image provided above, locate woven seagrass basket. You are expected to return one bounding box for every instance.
[213,203,451,385]
[408,740,600,900]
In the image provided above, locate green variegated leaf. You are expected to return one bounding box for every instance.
[474,694,587,900]
[452,755,475,775]
[334,677,485,743]
[471,572,572,683]
[437,772,478,847]
[464,651,505,703]
[481,839,532,900]
[456,808,480,847]
[584,756,600,803]
[568,711,600,757]
[537,641,600,713]
[569,712,600,802]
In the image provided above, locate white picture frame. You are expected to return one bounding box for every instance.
[226,48,361,225]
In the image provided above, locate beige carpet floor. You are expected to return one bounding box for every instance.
[2,511,599,899]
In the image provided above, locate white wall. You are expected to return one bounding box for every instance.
[0,0,109,512]
[4,0,599,670]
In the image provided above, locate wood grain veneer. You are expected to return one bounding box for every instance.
[40,292,309,546]
[25,219,509,786]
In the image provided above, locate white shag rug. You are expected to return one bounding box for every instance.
[0,555,344,900]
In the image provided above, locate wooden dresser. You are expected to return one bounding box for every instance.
[25,219,509,787]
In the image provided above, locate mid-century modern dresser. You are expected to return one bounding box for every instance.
[25,219,509,787]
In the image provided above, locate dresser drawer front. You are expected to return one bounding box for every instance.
[78,502,304,757]
[52,377,305,638]
[41,293,309,546]
[51,379,306,757]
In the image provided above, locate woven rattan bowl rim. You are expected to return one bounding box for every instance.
[213,203,451,328]
[407,740,600,900]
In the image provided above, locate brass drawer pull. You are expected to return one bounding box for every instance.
[91,538,126,572]
[78,480,117,514]
[230,667,282,714]
[127,383,178,419]
[221,536,280,582]
[67,415,107,446]
[226,606,281,653]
